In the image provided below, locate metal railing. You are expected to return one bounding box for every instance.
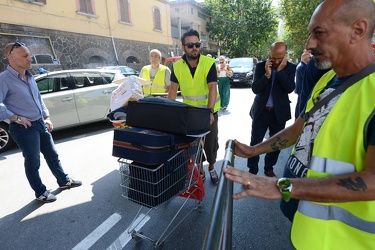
[202,139,235,250]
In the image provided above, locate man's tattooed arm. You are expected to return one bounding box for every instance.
[337,177,367,191]
[270,137,289,151]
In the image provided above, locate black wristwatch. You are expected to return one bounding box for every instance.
[277,178,293,202]
[209,108,214,114]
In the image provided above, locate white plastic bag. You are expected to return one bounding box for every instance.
[110,75,144,111]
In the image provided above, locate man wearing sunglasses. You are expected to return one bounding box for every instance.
[0,42,81,203]
[168,29,221,184]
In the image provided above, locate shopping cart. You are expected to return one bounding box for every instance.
[119,135,206,249]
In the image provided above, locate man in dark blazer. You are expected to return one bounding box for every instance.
[248,42,296,177]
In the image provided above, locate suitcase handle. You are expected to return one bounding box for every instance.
[174,142,192,150]
[131,142,171,152]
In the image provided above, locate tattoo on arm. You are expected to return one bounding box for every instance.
[337,177,367,191]
[270,137,288,151]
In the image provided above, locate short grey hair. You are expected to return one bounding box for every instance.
[150,49,162,58]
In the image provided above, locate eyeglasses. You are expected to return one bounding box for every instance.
[9,42,26,54]
[219,61,224,63]
[269,57,284,62]
[184,42,201,49]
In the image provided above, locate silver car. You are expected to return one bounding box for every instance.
[101,66,139,77]
[0,69,125,152]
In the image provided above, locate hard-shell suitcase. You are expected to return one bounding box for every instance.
[112,127,196,165]
[126,97,210,135]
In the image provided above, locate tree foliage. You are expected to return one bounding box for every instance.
[279,0,323,59]
[204,0,278,59]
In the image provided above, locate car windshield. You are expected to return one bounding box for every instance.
[229,58,253,68]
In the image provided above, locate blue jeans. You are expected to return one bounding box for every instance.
[9,120,68,197]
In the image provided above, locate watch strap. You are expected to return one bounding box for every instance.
[280,189,291,202]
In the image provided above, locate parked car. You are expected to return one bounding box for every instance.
[0,69,125,153]
[101,65,139,77]
[163,56,182,71]
[229,57,258,87]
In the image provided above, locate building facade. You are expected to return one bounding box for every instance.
[0,0,172,73]
[0,0,217,74]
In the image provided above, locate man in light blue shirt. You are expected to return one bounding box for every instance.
[0,42,82,203]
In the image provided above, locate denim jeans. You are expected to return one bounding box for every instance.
[9,120,68,197]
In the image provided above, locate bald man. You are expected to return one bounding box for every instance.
[224,0,375,248]
[0,42,82,203]
[247,42,296,177]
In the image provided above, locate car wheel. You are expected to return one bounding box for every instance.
[0,122,15,153]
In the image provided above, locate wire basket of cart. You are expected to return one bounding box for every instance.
[117,133,206,249]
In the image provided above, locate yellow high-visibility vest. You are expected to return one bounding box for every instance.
[291,70,375,250]
[173,55,220,112]
[141,65,168,94]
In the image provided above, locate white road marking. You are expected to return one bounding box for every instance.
[107,213,151,250]
[72,213,122,250]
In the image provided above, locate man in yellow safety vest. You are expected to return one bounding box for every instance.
[140,49,171,95]
[168,29,221,185]
[223,0,375,249]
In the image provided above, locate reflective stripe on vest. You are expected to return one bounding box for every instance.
[309,156,355,175]
[298,201,375,234]
[182,94,208,100]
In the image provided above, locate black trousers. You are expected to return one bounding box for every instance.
[247,109,286,174]
[203,112,219,165]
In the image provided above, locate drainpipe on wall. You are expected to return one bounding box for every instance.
[111,36,119,65]
[105,0,119,65]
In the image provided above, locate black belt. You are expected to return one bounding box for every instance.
[264,107,274,111]
[32,118,44,122]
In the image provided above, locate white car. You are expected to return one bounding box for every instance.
[0,69,125,152]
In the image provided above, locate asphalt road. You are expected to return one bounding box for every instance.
[0,87,297,250]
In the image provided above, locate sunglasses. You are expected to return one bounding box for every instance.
[9,42,26,54]
[219,61,224,63]
[184,42,201,49]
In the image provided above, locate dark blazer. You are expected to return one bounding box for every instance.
[250,61,296,124]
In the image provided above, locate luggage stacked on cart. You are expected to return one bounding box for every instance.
[114,97,210,207]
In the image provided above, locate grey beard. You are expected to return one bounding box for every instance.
[315,59,332,70]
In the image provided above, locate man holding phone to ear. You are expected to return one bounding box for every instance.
[247,42,296,177]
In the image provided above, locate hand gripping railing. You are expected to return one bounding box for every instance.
[202,139,234,250]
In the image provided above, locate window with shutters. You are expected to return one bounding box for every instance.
[79,0,94,14]
[119,0,131,23]
[153,6,162,31]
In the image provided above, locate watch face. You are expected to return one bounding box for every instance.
[278,178,291,189]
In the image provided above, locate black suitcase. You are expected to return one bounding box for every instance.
[126,98,210,135]
[112,127,196,165]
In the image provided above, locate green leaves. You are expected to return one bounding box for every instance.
[205,0,277,58]
[205,0,324,60]
[279,0,323,58]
